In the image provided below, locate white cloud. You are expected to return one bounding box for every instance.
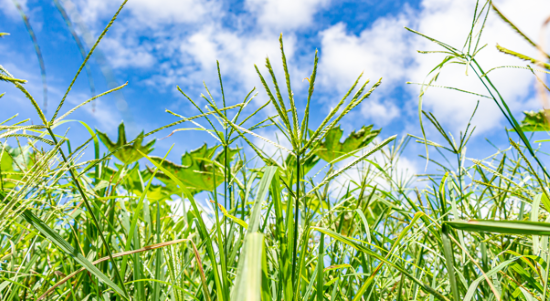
[125,0,215,25]
[315,13,412,126]
[74,0,218,26]
[0,0,27,19]
[100,37,155,69]
[70,0,330,99]
[318,16,411,92]
[315,0,550,135]
[180,26,296,89]
[360,98,400,126]
[245,0,331,31]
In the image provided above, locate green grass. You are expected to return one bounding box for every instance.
[2,0,550,300]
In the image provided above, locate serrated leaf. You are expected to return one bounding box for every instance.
[151,144,238,195]
[96,122,155,164]
[279,153,320,186]
[312,125,380,163]
[514,110,550,132]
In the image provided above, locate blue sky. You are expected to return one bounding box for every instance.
[1,0,550,176]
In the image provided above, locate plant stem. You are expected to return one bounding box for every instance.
[292,153,301,291]
[46,127,129,299]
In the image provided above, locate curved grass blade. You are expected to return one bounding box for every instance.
[445,220,550,235]
[38,238,201,300]
[231,167,277,300]
[139,150,225,301]
[442,223,461,301]
[496,45,550,69]
[313,227,450,301]
[18,209,127,299]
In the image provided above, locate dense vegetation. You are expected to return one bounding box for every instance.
[2,0,550,300]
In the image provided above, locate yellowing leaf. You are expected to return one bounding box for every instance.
[210,200,248,229]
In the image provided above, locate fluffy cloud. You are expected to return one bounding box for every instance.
[360,98,400,126]
[0,0,27,19]
[125,0,216,25]
[317,0,550,134]
[318,15,412,92]
[245,0,331,30]
[11,0,548,138]
[74,0,218,25]
[180,25,288,88]
[100,37,155,69]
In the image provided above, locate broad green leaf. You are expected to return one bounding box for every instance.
[0,148,19,189]
[0,145,37,190]
[151,144,238,195]
[89,163,173,201]
[279,153,319,186]
[513,110,550,132]
[121,164,175,202]
[97,122,155,164]
[312,125,381,163]
[3,144,36,171]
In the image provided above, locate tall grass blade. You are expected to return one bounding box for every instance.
[19,209,127,298]
[232,233,264,301]
[446,220,550,235]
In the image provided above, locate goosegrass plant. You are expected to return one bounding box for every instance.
[405,0,550,300]
[4,0,550,300]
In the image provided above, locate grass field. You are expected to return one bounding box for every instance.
[2,0,550,300]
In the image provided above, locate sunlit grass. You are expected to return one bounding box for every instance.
[2,0,550,300]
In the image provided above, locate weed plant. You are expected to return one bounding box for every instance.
[2,1,550,300]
